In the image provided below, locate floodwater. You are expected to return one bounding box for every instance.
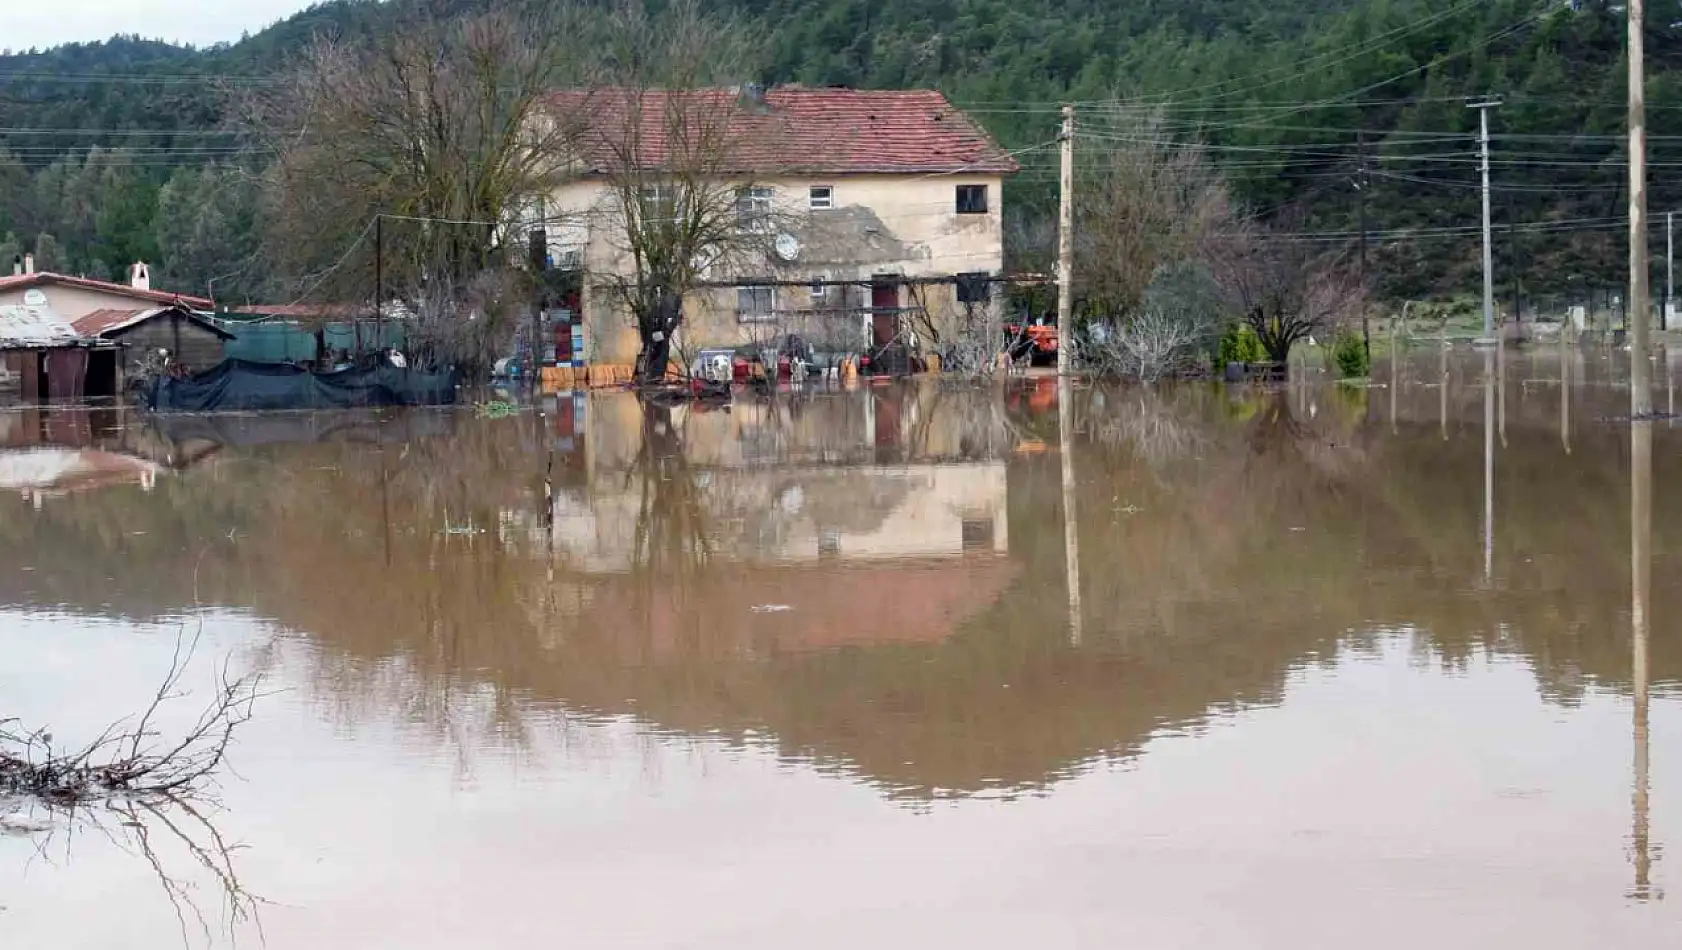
[3,345,1682,948]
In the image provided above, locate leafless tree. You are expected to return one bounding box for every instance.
[1077,310,1204,383]
[1073,105,1239,323]
[1214,226,1367,366]
[550,0,774,385]
[237,3,590,366]
[2,623,265,946]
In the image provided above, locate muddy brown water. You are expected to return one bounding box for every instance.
[4,346,1682,947]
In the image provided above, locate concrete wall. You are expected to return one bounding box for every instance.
[549,173,1008,365]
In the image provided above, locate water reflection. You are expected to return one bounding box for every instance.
[1631,418,1657,900]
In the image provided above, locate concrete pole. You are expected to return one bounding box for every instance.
[1666,211,1673,331]
[1470,100,1500,342]
[1057,104,1075,377]
[1631,0,1654,416]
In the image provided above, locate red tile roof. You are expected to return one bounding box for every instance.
[549,87,1020,176]
[0,272,212,310]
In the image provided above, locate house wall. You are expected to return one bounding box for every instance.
[110,315,227,370]
[549,173,1007,365]
[0,285,174,323]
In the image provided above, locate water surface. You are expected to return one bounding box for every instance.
[3,348,1679,947]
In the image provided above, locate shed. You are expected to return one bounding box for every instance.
[74,306,235,373]
[0,302,121,402]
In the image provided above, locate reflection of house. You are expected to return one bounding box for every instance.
[544,87,1018,366]
[0,447,161,502]
[74,305,235,371]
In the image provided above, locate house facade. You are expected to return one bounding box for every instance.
[0,262,212,323]
[542,87,1018,368]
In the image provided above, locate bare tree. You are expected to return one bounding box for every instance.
[1074,105,1238,323]
[238,4,589,368]
[550,0,773,385]
[1214,226,1367,366]
[2,623,264,945]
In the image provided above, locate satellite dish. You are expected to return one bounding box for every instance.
[23,289,47,306]
[773,233,802,262]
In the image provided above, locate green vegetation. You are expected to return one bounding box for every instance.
[1216,323,1267,370]
[1332,332,1372,379]
[0,0,1667,306]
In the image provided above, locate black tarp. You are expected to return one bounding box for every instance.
[145,359,460,413]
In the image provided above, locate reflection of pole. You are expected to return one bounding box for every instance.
[1631,419,1654,900]
[1561,334,1572,455]
[1483,348,1495,585]
[1389,318,1398,434]
[1441,326,1449,442]
[1497,336,1507,447]
[1058,375,1083,646]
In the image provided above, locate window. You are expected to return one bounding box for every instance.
[956,272,990,304]
[955,184,989,215]
[737,285,776,321]
[808,185,834,210]
[736,186,774,232]
[810,273,830,304]
[638,184,680,228]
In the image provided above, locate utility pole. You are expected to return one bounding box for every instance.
[374,213,383,356]
[1469,98,1501,343]
[1630,0,1653,416]
[1507,191,1522,327]
[1357,129,1370,361]
[1057,103,1075,378]
[1666,211,1672,332]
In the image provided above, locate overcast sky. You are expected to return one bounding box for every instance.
[12,0,318,51]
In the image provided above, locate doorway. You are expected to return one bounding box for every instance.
[870,275,899,346]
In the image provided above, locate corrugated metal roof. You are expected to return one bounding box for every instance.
[73,307,161,337]
[0,302,82,348]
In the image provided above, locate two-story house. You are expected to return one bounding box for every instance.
[540,86,1019,370]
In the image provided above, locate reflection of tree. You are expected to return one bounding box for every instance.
[629,398,713,576]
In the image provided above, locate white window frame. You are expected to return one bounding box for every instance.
[638,184,681,228]
[808,185,834,210]
[736,185,775,233]
[810,273,831,304]
[737,285,776,322]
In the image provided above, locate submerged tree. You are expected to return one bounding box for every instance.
[1214,226,1366,366]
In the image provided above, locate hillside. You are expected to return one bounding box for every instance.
[0,0,1674,307]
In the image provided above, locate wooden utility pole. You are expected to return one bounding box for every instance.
[1057,104,1075,377]
[1631,0,1653,416]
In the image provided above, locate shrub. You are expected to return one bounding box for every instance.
[1216,323,1266,370]
[1332,331,1370,379]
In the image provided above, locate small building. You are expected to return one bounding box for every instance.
[74,305,236,372]
[0,301,121,402]
[0,260,213,323]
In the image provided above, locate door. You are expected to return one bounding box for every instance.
[870,276,899,346]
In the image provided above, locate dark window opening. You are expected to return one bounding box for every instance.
[956,272,990,304]
[956,184,989,214]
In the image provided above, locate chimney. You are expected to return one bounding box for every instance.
[131,261,150,291]
[741,81,768,111]
[23,253,34,275]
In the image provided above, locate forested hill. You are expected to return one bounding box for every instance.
[0,0,1675,305]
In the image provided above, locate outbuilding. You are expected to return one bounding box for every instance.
[73,305,236,374]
